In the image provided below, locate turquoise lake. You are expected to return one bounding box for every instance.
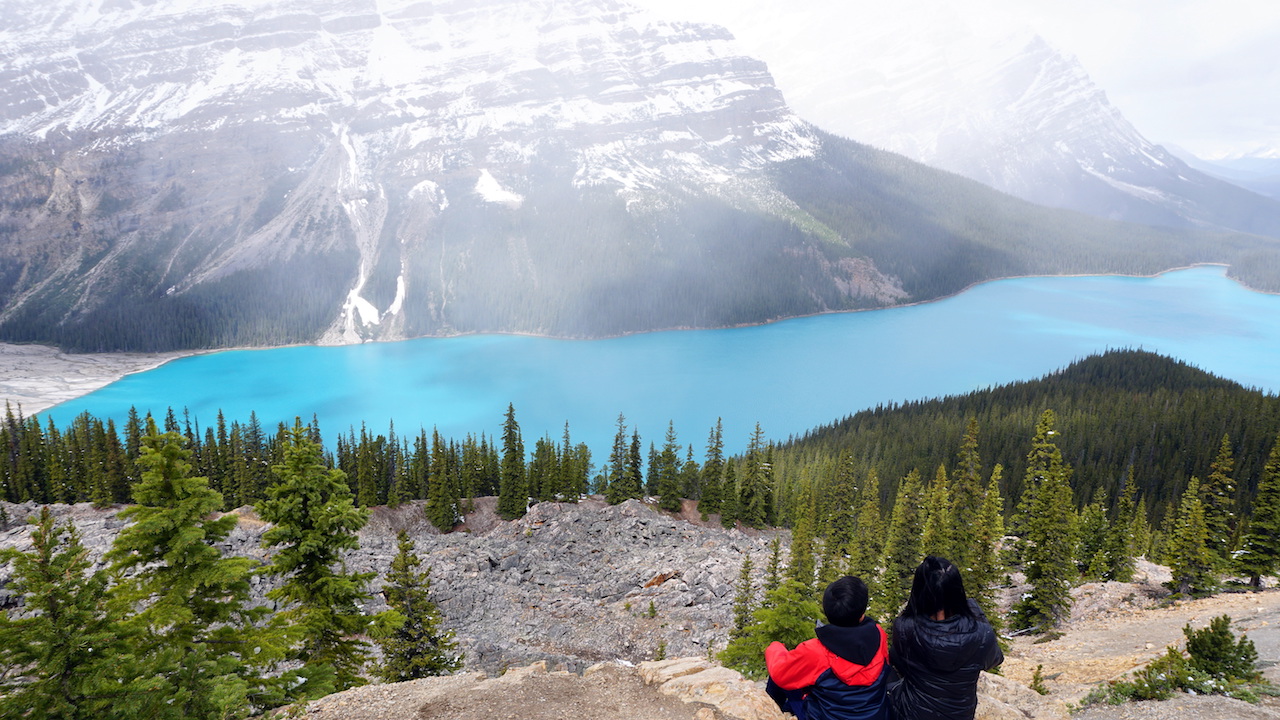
[39,266,1280,457]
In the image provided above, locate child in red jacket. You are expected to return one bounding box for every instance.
[764,576,890,720]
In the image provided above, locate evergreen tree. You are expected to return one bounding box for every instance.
[1202,434,1238,562]
[729,555,756,640]
[655,421,683,512]
[846,468,884,581]
[680,446,700,504]
[1167,477,1218,597]
[376,532,462,681]
[825,454,858,556]
[875,468,923,621]
[106,428,258,719]
[950,418,985,571]
[719,460,739,528]
[1103,476,1138,582]
[786,479,817,593]
[426,430,458,532]
[0,508,144,720]
[497,404,527,520]
[718,579,821,680]
[968,465,1005,624]
[738,424,770,528]
[699,419,725,518]
[920,464,954,559]
[628,430,644,497]
[1075,488,1110,579]
[1011,410,1076,633]
[764,536,784,596]
[257,421,395,694]
[1238,431,1280,588]
[605,413,630,504]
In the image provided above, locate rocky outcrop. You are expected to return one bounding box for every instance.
[295,657,1067,720]
[0,497,778,673]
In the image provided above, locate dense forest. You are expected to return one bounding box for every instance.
[3,349,1280,717]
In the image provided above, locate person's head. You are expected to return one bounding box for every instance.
[823,575,869,626]
[903,556,973,620]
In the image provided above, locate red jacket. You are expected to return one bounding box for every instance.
[766,620,891,720]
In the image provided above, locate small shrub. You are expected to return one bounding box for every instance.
[1030,664,1049,695]
[1185,615,1260,682]
[1085,615,1270,706]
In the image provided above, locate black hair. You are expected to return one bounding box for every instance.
[902,556,973,620]
[823,576,869,626]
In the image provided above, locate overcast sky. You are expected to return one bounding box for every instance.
[633,0,1280,158]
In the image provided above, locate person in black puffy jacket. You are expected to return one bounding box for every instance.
[888,556,1003,720]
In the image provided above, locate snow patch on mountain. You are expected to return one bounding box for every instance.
[474,170,525,206]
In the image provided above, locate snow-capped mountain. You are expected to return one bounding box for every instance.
[3,0,1279,352]
[731,4,1280,238]
[0,0,852,347]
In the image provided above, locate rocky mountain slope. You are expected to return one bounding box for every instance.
[0,497,776,672]
[4,0,1280,351]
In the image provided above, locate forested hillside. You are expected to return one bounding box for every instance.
[775,348,1280,515]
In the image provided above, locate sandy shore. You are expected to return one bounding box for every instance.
[0,343,195,416]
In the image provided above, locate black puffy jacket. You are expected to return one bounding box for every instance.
[887,600,1003,720]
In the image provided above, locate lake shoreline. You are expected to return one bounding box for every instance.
[0,263,1249,417]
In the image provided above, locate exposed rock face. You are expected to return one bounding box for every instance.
[298,658,784,720]
[0,497,777,673]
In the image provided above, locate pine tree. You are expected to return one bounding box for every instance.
[0,508,144,720]
[719,579,821,680]
[875,468,923,621]
[699,419,725,518]
[106,428,258,719]
[763,536,784,596]
[1238,431,1280,588]
[738,424,770,528]
[628,430,644,497]
[426,429,459,532]
[846,468,884,581]
[950,418,985,571]
[605,413,629,504]
[1103,476,1138,582]
[719,460,739,528]
[825,454,858,555]
[920,464,954,559]
[1202,434,1237,562]
[376,532,462,681]
[729,555,756,640]
[968,465,1005,625]
[1011,410,1076,633]
[1075,488,1110,579]
[655,421,683,512]
[1167,477,1218,597]
[497,404,527,520]
[257,421,395,694]
[786,479,817,593]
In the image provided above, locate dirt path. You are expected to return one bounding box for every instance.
[994,580,1280,720]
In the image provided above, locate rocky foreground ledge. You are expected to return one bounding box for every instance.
[298,657,1065,720]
